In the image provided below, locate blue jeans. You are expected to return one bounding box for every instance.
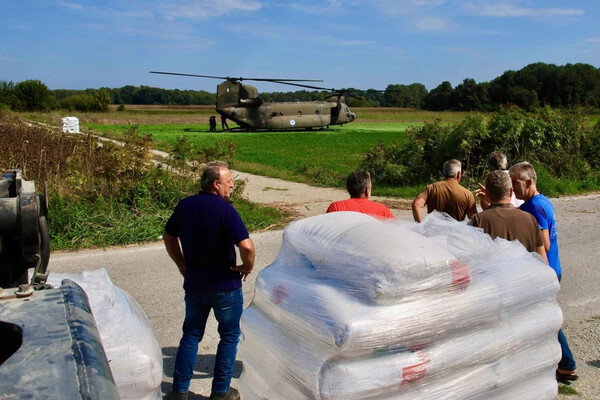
[557,274,577,371]
[172,288,243,394]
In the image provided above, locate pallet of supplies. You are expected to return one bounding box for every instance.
[239,211,561,400]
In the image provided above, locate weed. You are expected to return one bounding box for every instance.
[558,384,579,395]
[1,109,285,250]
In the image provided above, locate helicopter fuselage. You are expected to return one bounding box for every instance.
[216,81,356,131]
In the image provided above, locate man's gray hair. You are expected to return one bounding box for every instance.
[200,161,229,191]
[443,159,462,178]
[487,151,508,171]
[508,161,537,184]
[346,170,371,198]
[485,170,512,202]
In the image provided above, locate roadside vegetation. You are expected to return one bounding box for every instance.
[5,106,599,249]
[0,108,284,250]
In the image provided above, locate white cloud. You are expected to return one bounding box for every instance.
[338,40,377,46]
[57,2,83,10]
[414,15,455,31]
[463,2,583,18]
[157,0,262,20]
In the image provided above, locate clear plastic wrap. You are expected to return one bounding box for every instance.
[240,211,562,400]
[48,269,163,400]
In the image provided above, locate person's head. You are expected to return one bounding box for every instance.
[485,170,512,203]
[487,151,508,171]
[201,161,233,199]
[443,159,462,180]
[346,170,372,198]
[508,161,537,201]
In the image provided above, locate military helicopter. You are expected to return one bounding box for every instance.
[150,71,357,131]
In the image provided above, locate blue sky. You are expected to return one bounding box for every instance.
[1,0,598,93]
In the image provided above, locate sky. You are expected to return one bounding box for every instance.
[1,0,599,94]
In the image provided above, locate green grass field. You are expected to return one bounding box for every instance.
[85,121,420,189]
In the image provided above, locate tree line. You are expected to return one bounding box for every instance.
[1,62,598,112]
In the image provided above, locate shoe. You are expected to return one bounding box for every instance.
[166,390,188,400]
[556,369,579,381]
[210,387,240,400]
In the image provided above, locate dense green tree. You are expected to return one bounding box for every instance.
[423,81,454,111]
[383,83,427,108]
[0,80,20,109]
[13,80,54,111]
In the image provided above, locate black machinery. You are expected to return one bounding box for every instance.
[0,169,49,289]
[0,169,120,399]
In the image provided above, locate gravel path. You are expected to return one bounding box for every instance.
[50,171,600,399]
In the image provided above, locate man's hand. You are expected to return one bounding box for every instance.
[235,238,255,282]
[475,182,491,210]
[231,263,253,282]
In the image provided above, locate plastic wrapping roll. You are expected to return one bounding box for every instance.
[48,269,163,400]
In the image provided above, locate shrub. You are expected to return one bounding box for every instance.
[361,106,598,187]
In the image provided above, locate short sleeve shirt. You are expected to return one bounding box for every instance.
[520,193,561,276]
[425,179,476,221]
[471,203,544,253]
[326,198,394,220]
[165,191,250,292]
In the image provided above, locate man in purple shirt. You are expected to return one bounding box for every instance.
[164,162,255,400]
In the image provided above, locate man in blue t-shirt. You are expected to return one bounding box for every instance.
[164,162,255,400]
[509,161,578,382]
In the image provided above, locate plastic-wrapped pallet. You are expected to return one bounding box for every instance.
[240,212,562,400]
[48,269,163,400]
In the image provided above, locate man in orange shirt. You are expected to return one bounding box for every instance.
[412,159,477,222]
[326,170,394,220]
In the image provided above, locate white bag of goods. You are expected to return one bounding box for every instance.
[240,212,562,399]
[48,269,163,400]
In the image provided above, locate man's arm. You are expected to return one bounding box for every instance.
[541,229,551,253]
[163,232,186,277]
[475,183,491,210]
[412,190,427,222]
[466,198,478,218]
[535,245,549,264]
[231,238,255,282]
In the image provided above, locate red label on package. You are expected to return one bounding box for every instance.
[450,260,471,292]
[270,284,288,304]
[401,350,429,386]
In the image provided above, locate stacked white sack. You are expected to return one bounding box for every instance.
[48,269,163,400]
[240,212,562,399]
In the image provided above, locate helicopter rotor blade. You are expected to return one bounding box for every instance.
[269,80,335,91]
[150,71,230,80]
[150,71,323,83]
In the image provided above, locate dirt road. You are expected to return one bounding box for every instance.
[49,172,600,399]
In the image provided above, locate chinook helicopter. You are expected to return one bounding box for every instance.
[150,71,357,131]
